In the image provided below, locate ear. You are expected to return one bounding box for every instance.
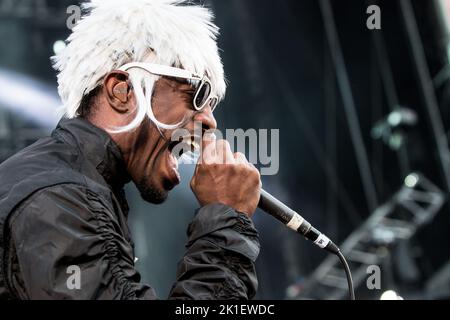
[103,70,133,113]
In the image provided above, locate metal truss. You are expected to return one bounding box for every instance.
[291,173,445,300]
[425,259,450,299]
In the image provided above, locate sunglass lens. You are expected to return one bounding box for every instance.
[195,82,211,109]
[209,97,218,112]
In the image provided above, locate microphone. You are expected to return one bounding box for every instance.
[258,188,339,254]
[258,188,355,299]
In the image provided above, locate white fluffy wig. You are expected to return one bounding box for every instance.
[52,0,226,132]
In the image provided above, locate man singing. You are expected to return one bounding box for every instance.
[0,0,261,299]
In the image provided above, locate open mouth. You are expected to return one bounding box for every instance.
[163,134,201,188]
[164,133,215,189]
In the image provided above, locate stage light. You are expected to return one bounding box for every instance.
[388,111,402,126]
[380,290,404,300]
[404,173,419,188]
[0,69,61,127]
[371,108,417,150]
[380,290,396,300]
[53,40,66,55]
[388,133,404,150]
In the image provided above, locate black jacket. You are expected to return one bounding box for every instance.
[0,118,259,299]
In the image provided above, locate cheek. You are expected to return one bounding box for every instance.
[152,94,193,125]
[129,122,161,170]
[130,150,162,187]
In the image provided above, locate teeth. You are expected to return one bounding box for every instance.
[190,140,200,152]
[170,135,201,161]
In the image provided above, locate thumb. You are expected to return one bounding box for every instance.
[199,131,217,166]
[193,132,216,177]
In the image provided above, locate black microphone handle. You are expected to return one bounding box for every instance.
[257,189,355,299]
[258,189,310,234]
[258,188,339,254]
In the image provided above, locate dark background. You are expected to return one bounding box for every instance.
[1,0,450,299]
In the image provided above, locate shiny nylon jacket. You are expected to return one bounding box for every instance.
[0,118,260,299]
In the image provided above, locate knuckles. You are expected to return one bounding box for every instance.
[250,169,261,186]
[194,144,261,193]
[234,152,246,162]
[215,139,230,149]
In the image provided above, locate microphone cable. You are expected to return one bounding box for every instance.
[258,188,355,300]
[336,250,355,300]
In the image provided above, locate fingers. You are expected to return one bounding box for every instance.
[244,159,262,189]
[197,136,259,176]
[234,153,258,174]
[233,152,247,165]
[216,140,235,165]
[199,135,235,165]
[199,132,217,164]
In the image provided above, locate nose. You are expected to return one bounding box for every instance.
[192,105,217,131]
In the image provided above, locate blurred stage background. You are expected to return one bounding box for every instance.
[1,0,450,300]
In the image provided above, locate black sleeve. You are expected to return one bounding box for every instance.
[9,186,260,300]
[169,204,260,300]
[8,184,157,300]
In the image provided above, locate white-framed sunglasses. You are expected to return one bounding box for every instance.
[118,62,219,112]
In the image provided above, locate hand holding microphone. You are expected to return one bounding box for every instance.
[190,133,355,299]
[190,132,336,254]
[190,133,261,217]
[190,133,335,253]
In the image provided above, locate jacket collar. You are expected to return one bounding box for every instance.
[52,117,131,191]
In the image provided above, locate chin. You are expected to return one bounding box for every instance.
[136,177,169,204]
